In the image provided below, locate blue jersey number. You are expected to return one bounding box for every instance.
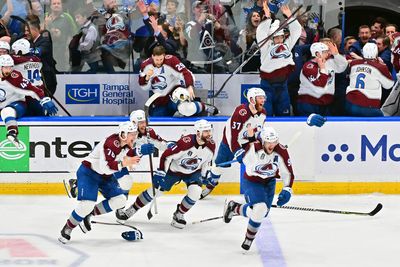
[355,73,366,89]
[27,69,41,83]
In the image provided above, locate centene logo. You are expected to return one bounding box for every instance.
[0,139,27,160]
[321,135,400,162]
[66,84,100,104]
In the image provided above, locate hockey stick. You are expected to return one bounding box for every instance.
[91,220,141,231]
[144,92,162,220]
[191,203,383,224]
[211,5,311,99]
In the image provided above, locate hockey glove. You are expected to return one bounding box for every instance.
[121,229,143,241]
[140,143,155,156]
[153,169,167,190]
[277,187,292,206]
[40,97,58,116]
[234,148,245,164]
[307,113,326,127]
[203,171,219,187]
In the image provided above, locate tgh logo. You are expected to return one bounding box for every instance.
[321,135,400,162]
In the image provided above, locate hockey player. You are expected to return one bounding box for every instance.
[223,126,295,250]
[58,122,142,244]
[201,87,267,199]
[116,119,215,229]
[346,43,394,116]
[0,54,57,147]
[139,45,218,117]
[257,2,301,116]
[297,41,348,116]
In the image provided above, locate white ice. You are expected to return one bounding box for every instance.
[1,194,399,267]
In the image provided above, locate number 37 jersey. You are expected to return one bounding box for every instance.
[12,55,43,87]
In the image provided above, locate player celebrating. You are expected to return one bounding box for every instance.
[139,45,218,117]
[223,126,295,250]
[116,119,215,229]
[297,41,348,116]
[201,87,266,199]
[59,122,142,244]
[257,2,301,116]
[346,43,394,116]
[0,54,57,147]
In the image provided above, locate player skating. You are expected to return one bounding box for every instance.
[201,88,267,199]
[116,119,215,229]
[58,122,141,243]
[223,126,295,250]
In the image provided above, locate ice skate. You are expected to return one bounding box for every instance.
[171,205,186,229]
[58,224,72,244]
[223,200,239,223]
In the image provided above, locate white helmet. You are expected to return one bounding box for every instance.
[12,38,31,55]
[260,126,279,143]
[118,121,137,136]
[362,43,378,59]
[246,87,266,103]
[194,119,212,134]
[171,87,190,102]
[310,42,329,57]
[0,54,14,67]
[0,41,10,51]
[129,109,146,124]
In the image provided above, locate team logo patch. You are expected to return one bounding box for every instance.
[270,44,291,59]
[11,72,19,78]
[0,89,6,102]
[306,63,314,69]
[151,75,167,91]
[114,140,120,147]
[165,55,172,59]
[182,136,191,143]
[180,157,202,170]
[254,162,277,177]
[239,108,247,116]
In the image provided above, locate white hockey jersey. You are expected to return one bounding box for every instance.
[256,17,301,81]
[138,55,195,106]
[159,134,215,177]
[298,54,348,105]
[0,70,45,109]
[243,141,295,187]
[222,104,267,153]
[135,127,168,151]
[346,59,394,108]
[12,55,43,87]
[83,133,135,176]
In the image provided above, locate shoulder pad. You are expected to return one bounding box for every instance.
[165,55,172,59]
[182,136,192,143]
[278,143,287,150]
[238,108,247,116]
[10,72,19,79]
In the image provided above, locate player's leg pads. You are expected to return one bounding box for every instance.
[251,203,269,222]
[0,106,17,120]
[171,204,186,229]
[177,102,198,117]
[223,200,239,223]
[187,184,202,201]
[75,201,96,218]
[58,224,73,244]
[116,174,134,191]
[108,195,127,211]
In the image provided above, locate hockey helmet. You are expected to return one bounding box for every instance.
[260,126,279,143]
[362,43,378,59]
[12,38,31,55]
[130,109,146,124]
[0,54,14,67]
[194,119,212,134]
[0,41,10,51]
[310,42,329,57]
[246,87,266,103]
[118,121,138,136]
[172,87,190,102]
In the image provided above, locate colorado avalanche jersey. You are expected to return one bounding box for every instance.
[243,142,294,187]
[256,18,301,80]
[391,32,400,73]
[0,70,44,109]
[12,55,43,87]
[138,55,194,105]
[346,59,394,108]
[135,127,168,151]
[159,134,215,177]
[298,54,348,105]
[83,133,133,176]
[222,104,267,153]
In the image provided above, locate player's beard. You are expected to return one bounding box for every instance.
[1,70,10,78]
[201,134,212,143]
[255,102,264,112]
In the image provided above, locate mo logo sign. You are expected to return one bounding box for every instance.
[0,127,29,171]
[321,135,400,162]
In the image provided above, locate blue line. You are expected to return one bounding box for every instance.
[255,219,286,267]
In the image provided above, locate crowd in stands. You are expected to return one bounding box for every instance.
[0,0,399,117]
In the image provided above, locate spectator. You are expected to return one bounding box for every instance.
[25,14,58,95]
[371,17,387,40]
[376,35,393,72]
[44,0,78,71]
[73,9,101,73]
[162,0,182,27]
[29,0,44,17]
[343,36,357,55]
[349,25,374,59]
[160,0,187,19]
[385,23,398,45]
